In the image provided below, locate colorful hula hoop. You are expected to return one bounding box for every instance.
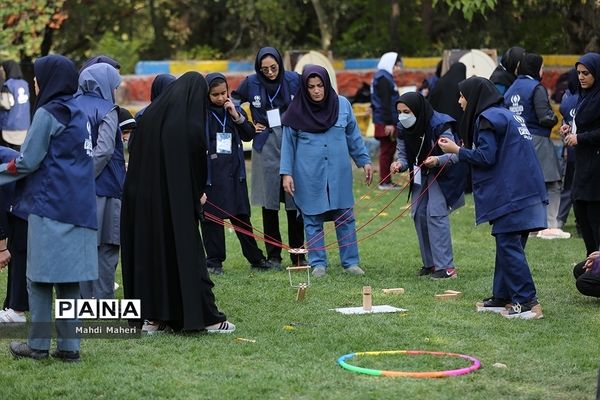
[337,350,481,378]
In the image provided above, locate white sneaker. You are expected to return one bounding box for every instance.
[205,321,236,333]
[141,320,168,335]
[537,228,571,239]
[343,266,365,275]
[0,308,26,323]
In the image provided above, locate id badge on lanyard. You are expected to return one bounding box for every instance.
[216,132,232,154]
[413,167,422,186]
[266,108,281,127]
[266,85,282,127]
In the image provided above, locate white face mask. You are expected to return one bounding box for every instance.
[398,113,416,128]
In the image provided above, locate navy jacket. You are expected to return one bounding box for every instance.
[1,78,30,131]
[371,70,399,125]
[459,106,547,225]
[504,76,550,137]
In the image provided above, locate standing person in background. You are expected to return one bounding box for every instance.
[3,55,98,361]
[121,72,234,334]
[391,92,466,279]
[231,47,305,269]
[504,53,567,240]
[134,73,176,122]
[439,76,546,320]
[489,46,526,95]
[281,65,373,277]
[371,52,402,190]
[201,73,271,274]
[0,61,30,149]
[564,52,600,257]
[74,63,123,300]
[557,69,579,231]
[0,146,27,324]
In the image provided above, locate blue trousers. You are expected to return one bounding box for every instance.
[80,244,119,299]
[412,179,455,271]
[303,209,359,269]
[492,233,537,304]
[28,280,81,352]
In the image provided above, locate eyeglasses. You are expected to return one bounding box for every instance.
[260,65,279,74]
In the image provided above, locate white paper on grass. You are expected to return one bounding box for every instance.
[331,305,407,315]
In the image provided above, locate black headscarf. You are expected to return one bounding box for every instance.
[254,47,285,93]
[458,76,504,148]
[281,65,339,133]
[33,55,78,116]
[2,60,23,79]
[489,46,526,87]
[151,73,176,101]
[518,53,543,81]
[575,52,600,132]
[79,55,121,73]
[396,91,434,163]
[122,72,224,330]
[428,62,466,122]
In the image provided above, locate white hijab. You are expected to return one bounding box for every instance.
[377,52,398,74]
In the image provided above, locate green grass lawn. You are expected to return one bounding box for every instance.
[1,169,598,400]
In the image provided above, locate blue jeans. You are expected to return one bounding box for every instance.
[492,233,537,304]
[28,280,81,351]
[303,209,360,269]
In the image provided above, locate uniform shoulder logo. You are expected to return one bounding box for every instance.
[569,108,576,118]
[513,114,531,139]
[509,94,523,115]
[16,87,29,104]
[84,121,93,156]
[252,95,262,108]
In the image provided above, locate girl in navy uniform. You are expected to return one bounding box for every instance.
[504,53,566,240]
[0,60,30,148]
[74,63,123,300]
[371,52,402,189]
[439,76,546,320]
[201,73,271,274]
[391,92,466,279]
[1,55,98,361]
[232,47,305,269]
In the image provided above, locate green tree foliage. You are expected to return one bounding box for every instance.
[2,0,599,73]
[0,0,66,59]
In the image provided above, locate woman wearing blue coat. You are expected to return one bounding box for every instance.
[439,76,546,320]
[281,65,372,277]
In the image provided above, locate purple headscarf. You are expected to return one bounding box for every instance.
[282,65,338,133]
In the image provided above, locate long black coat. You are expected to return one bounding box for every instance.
[121,72,226,331]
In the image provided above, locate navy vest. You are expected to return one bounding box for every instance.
[16,100,97,229]
[504,76,550,137]
[470,107,547,224]
[370,70,399,124]
[243,72,300,151]
[559,91,578,125]
[398,111,467,208]
[205,106,247,185]
[2,79,30,131]
[73,94,125,199]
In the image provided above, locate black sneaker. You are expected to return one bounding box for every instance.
[430,268,457,280]
[251,259,273,271]
[207,266,224,275]
[51,349,81,363]
[501,300,543,320]
[267,258,282,270]
[475,297,512,313]
[9,342,49,360]
[418,266,434,276]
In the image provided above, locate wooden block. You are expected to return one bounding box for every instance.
[444,290,462,296]
[435,293,459,300]
[382,288,405,295]
[296,283,307,301]
[362,286,372,311]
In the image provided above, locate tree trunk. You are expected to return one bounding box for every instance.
[310,0,332,51]
[390,0,400,50]
[146,0,171,59]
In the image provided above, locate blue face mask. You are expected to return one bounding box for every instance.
[398,113,416,128]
